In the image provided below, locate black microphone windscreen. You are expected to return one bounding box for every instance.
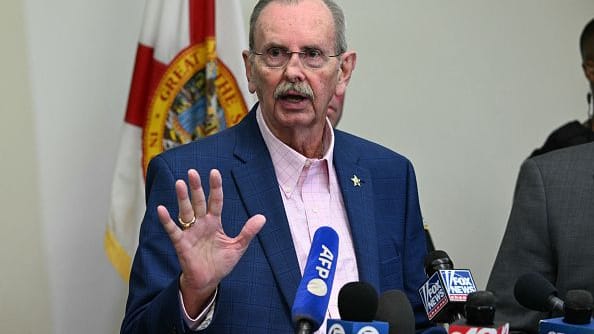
[465,290,496,326]
[514,272,559,312]
[565,290,593,309]
[424,250,454,276]
[375,290,415,334]
[564,289,593,325]
[338,281,378,322]
[467,290,496,306]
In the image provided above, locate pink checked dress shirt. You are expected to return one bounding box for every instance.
[256,108,359,332]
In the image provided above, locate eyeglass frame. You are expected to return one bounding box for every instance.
[250,46,342,69]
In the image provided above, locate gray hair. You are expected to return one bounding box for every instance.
[248,0,347,55]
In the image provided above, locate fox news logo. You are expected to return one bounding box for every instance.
[439,269,476,301]
[419,272,447,318]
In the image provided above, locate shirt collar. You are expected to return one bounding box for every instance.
[256,106,335,197]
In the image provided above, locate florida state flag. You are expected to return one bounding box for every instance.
[105,0,253,281]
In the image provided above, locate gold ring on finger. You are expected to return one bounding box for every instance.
[178,216,196,230]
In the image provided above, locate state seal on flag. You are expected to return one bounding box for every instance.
[142,38,248,173]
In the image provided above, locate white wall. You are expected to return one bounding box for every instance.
[0,0,51,333]
[2,1,593,333]
[22,0,144,333]
[342,0,594,283]
[337,0,593,288]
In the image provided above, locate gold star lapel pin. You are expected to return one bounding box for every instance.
[351,175,362,187]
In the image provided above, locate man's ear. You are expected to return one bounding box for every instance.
[336,51,357,96]
[243,50,257,93]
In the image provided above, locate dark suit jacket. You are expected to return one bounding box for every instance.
[487,142,594,334]
[121,109,431,333]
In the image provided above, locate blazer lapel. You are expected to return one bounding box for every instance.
[333,134,381,292]
[230,111,302,310]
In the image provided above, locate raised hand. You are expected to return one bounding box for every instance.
[157,169,266,316]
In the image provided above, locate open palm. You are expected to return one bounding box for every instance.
[157,169,266,315]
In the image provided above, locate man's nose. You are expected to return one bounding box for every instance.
[283,53,306,82]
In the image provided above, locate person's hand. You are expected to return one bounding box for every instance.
[157,169,266,316]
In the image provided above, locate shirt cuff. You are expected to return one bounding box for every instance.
[179,287,218,331]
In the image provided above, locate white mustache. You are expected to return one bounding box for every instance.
[273,82,314,100]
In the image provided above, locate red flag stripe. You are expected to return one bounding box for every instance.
[189,0,215,44]
[124,44,168,127]
[124,44,154,127]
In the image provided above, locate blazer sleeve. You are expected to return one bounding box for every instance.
[121,155,192,334]
[486,158,554,334]
[402,161,436,332]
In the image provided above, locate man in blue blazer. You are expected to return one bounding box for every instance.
[122,0,432,333]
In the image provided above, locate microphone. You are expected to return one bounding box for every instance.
[514,272,564,313]
[448,291,510,334]
[338,281,379,321]
[327,281,389,334]
[514,273,594,334]
[425,250,455,276]
[564,290,594,324]
[539,290,594,334]
[292,226,340,334]
[375,290,416,334]
[418,250,477,323]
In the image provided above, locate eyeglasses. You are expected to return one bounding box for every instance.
[251,47,341,69]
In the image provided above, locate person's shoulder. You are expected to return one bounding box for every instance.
[531,141,594,164]
[156,124,240,162]
[334,129,412,165]
[524,142,594,181]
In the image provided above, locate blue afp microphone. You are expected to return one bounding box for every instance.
[292,226,339,334]
[327,282,389,334]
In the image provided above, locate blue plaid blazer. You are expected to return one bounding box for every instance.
[121,107,431,333]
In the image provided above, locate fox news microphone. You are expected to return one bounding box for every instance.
[418,250,477,323]
[539,290,594,334]
[374,290,416,334]
[448,291,510,334]
[425,250,455,276]
[326,281,389,334]
[292,226,339,334]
